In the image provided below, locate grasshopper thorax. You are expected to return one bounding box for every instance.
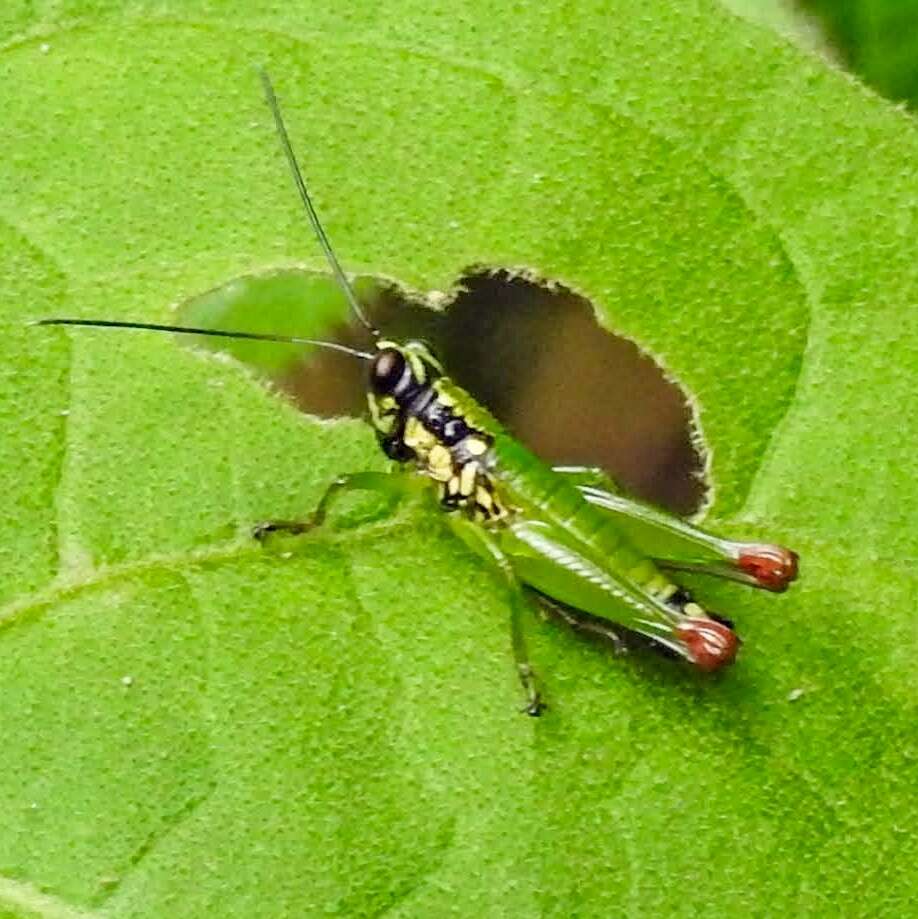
[366,339,508,522]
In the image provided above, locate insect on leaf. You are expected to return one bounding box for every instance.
[0,2,916,917]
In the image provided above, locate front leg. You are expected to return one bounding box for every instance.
[253,471,420,540]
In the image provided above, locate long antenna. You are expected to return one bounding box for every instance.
[34,318,374,360]
[259,68,379,337]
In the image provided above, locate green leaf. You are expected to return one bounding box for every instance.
[798,0,918,107]
[718,0,832,57]
[1,2,916,916]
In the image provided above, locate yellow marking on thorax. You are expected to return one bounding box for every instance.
[459,461,479,496]
[404,416,438,452]
[427,444,454,482]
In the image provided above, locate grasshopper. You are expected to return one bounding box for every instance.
[39,72,798,714]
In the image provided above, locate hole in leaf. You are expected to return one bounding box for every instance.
[179,269,706,515]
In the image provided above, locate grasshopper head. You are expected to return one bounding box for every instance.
[368,340,442,404]
[366,339,444,448]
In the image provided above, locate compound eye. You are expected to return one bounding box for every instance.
[370,348,409,395]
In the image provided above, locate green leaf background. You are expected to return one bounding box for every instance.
[798,0,918,107]
[1,1,916,916]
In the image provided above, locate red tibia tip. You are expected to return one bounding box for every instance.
[677,618,739,672]
[738,545,799,592]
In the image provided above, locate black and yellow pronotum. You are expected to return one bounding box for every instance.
[39,72,798,714]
